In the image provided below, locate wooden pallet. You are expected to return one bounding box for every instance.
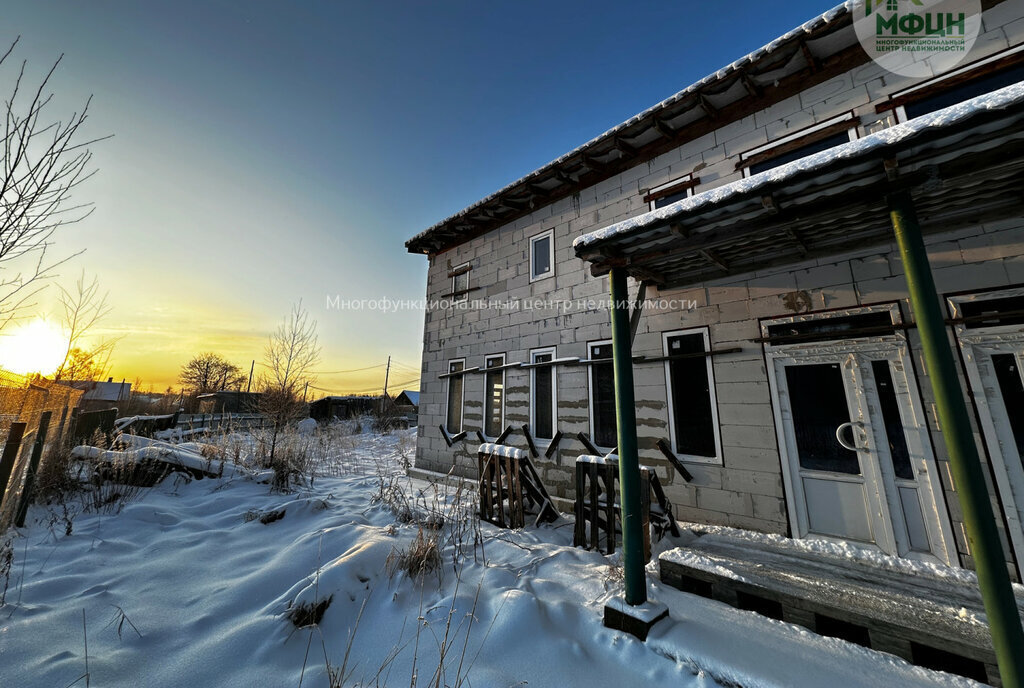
[660,531,1020,686]
[478,443,559,529]
[573,455,679,557]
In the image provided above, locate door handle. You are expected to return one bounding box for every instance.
[836,422,859,451]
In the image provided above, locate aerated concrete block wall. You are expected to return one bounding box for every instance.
[414,7,1024,571]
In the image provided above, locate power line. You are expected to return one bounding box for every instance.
[314,364,387,375]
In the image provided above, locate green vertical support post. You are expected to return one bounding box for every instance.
[609,267,647,606]
[890,192,1024,687]
[14,411,51,529]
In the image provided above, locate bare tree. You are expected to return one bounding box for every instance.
[0,37,107,331]
[259,301,321,485]
[179,352,247,397]
[54,270,117,381]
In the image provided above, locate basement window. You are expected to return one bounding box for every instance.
[663,329,721,464]
[445,359,465,433]
[530,230,555,282]
[483,354,506,438]
[644,175,700,210]
[739,113,859,177]
[451,262,471,302]
[531,347,557,441]
[589,341,617,449]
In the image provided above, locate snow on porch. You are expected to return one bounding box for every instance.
[660,523,1024,685]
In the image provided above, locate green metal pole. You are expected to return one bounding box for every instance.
[889,192,1024,687]
[609,267,647,606]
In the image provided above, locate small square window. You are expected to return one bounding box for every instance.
[645,175,699,210]
[530,230,554,282]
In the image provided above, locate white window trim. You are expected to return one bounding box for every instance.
[451,262,470,302]
[530,346,558,445]
[662,328,723,466]
[529,229,555,283]
[739,112,860,179]
[588,339,615,452]
[445,358,465,434]
[482,353,506,440]
[647,174,695,211]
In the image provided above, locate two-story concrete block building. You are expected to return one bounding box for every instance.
[406,0,1024,579]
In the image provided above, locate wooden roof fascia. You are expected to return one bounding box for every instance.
[414,38,869,256]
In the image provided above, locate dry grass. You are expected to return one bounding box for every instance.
[386,528,442,581]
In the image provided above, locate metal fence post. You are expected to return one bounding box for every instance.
[14,411,52,528]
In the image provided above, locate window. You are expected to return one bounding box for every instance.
[644,175,700,210]
[530,230,554,282]
[483,354,505,438]
[903,61,1024,119]
[739,113,859,177]
[663,329,721,463]
[530,347,557,441]
[445,359,465,433]
[882,47,1024,122]
[588,341,617,449]
[451,262,470,302]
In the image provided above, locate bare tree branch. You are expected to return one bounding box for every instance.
[0,37,107,330]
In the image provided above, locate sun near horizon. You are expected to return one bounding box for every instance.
[0,318,69,376]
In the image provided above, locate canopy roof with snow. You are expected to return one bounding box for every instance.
[571,83,1024,289]
[405,2,859,255]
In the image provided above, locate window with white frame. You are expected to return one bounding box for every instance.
[644,174,700,210]
[663,329,721,464]
[588,341,617,449]
[530,347,557,441]
[530,230,554,282]
[483,354,506,438]
[739,112,859,178]
[445,359,465,433]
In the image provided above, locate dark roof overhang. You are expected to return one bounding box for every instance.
[405,3,863,255]
[572,85,1024,290]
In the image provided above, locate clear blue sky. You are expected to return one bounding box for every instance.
[4,0,836,393]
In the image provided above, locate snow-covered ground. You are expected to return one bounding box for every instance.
[0,428,982,687]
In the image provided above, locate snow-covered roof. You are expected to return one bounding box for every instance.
[574,82,1024,252]
[65,379,132,402]
[396,390,419,406]
[406,2,856,254]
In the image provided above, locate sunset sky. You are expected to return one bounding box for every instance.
[2,0,832,396]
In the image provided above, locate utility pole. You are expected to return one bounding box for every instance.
[382,355,391,398]
[302,381,309,403]
[246,360,254,393]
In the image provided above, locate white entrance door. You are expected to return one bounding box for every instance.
[951,293,1024,574]
[765,310,956,564]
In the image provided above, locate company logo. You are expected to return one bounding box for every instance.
[853,0,981,77]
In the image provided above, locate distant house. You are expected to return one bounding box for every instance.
[394,390,419,408]
[394,390,419,425]
[195,391,261,414]
[64,378,132,412]
[309,395,379,422]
